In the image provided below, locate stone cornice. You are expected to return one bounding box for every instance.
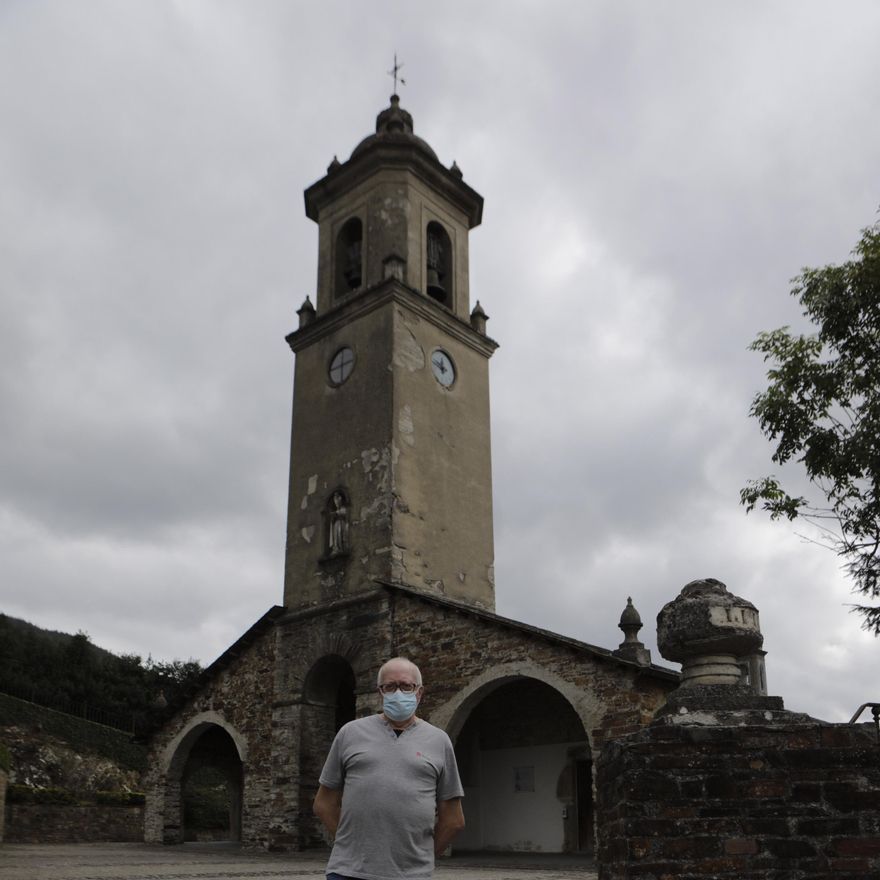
[305,142,483,228]
[286,278,499,360]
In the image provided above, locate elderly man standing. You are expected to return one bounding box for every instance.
[313,656,465,880]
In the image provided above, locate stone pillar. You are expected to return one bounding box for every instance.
[595,578,880,879]
[0,766,7,843]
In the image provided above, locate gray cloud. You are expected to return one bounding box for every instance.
[2,1,878,723]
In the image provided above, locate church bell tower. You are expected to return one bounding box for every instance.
[283,95,497,612]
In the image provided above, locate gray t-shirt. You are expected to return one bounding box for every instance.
[319,713,464,880]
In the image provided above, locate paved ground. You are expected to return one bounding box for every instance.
[0,843,598,880]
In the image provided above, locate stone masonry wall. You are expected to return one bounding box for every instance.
[389,591,675,748]
[5,803,143,843]
[596,721,880,879]
[143,620,276,847]
[273,591,396,850]
[145,587,676,852]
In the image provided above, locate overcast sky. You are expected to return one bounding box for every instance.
[2,1,879,723]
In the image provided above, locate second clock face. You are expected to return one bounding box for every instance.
[329,346,355,385]
[431,350,455,387]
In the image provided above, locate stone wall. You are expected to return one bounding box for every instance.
[596,720,880,879]
[145,587,676,851]
[5,803,143,843]
[389,588,675,749]
[143,612,278,847]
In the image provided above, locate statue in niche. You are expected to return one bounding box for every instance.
[328,491,350,556]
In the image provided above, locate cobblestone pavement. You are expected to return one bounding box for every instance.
[0,843,598,880]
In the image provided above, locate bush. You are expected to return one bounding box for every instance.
[8,785,78,804]
[0,742,10,773]
[7,783,35,803]
[95,790,145,806]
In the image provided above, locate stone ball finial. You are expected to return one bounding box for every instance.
[657,578,762,687]
[619,596,642,634]
[613,596,651,666]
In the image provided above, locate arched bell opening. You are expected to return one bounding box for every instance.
[174,725,244,843]
[451,677,593,855]
[335,217,363,297]
[299,654,357,848]
[426,221,452,307]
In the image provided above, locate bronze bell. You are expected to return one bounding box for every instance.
[427,267,445,301]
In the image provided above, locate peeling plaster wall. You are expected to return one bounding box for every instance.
[390,306,495,608]
[283,303,395,609]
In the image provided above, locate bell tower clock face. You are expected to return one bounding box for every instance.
[431,350,456,387]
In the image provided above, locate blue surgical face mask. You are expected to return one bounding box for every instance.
[383,689,419,723]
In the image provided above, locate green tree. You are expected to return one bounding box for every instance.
[741,219,880,634]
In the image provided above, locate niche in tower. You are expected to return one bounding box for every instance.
[335,217,363,297]
[426,221,452,306]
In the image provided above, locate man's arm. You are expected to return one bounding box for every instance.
[313,784,343,836]
[434,797,465,855]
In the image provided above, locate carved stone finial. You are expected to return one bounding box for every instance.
[297,296,316,328]
[450,160,463,179]
[613,597,651,666]
[327,155,341,173]
[657,578,762,687]
[470,301,488,334]
[655,578,786,721]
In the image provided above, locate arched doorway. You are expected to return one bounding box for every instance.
[163,721,245,844]
[299,654,357,847]
[451,678,592,854]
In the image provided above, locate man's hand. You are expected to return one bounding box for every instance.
[434,797,465,856]
[313,784,343,836]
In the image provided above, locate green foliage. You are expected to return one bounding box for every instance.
[0,615,203,733]
[184,766,230,832]
[742,220,880,633]
[7,785,78,805]
[0,742,10,773]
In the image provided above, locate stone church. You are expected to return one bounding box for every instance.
[142,95,678,854]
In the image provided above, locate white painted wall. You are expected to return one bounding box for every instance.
[457,741,583,852]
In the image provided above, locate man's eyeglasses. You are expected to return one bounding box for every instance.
[378,682,420,694]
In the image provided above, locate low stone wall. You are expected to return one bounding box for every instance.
[596,721,880,879]
[4,803,144,843]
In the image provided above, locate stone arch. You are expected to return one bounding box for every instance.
[431,661,602,748]
[431,662,600,855]
[298,653,358,848]
[158,713,247,844]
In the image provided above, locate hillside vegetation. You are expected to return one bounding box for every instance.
[0,613,201,733]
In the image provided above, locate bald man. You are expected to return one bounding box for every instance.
[313,657,465,880]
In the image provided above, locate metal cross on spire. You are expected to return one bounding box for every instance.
[388,53,406,95]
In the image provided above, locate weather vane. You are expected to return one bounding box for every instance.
[388,53,406,94]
